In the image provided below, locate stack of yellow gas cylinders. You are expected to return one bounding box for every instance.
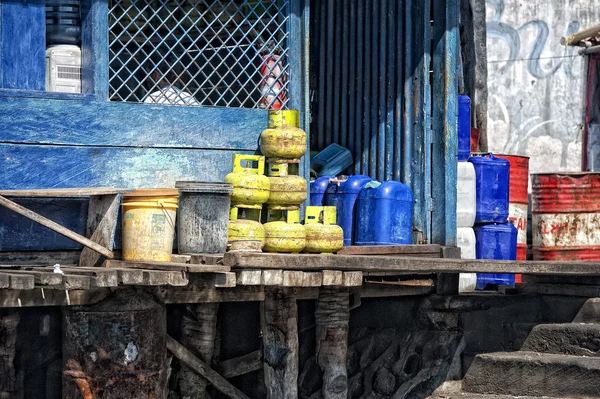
[261,110,308,253]
[225,110,343,253]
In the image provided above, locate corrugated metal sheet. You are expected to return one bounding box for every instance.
[310,0,458,245]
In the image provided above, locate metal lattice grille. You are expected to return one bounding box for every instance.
[108,0,290,108]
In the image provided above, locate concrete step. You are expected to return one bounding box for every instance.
[521,323,600,356]
[463,351,600,398]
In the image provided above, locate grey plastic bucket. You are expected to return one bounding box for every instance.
[176,181,233,254]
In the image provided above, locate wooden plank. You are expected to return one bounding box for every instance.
[214,272,236,288]
[113,269,145,285]
[225,252,600,276]
[156,286,265,304]
[216,350,263,379]
[0,251,81,265]
[322,270,343,286]
[58,275,91,290]
[0,195,114,259]
[79,194,121,267]
[342,271,363,287]
[0,274,10,289]
[360,283,435,298]
[0,144,253,191]
[364,279,434,287]
[171,254,192,264]
[236,270,263,286]
[0,288,109,307]
[188,254,224,265]
[143,271,188,287]
[7,274,34,290]
[261,270,283,286]
[105,260,229,273]
[0,96,265,150]
[167,335,251,399]
[337,244,441,256]
[283,271,304,287]
[46,267,118,288]
[0,188,132,197]
[0,270,63,286]
[303,272,324,287]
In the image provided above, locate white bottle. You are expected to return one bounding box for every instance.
[457,162,476,228]
[457,227,477,293]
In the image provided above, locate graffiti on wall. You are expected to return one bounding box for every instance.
[486,0,585,172]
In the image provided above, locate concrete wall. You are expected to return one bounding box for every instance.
[486,0,600,174]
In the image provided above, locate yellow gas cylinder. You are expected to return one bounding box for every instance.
[267,175,308,206]
[263,221,306,253]
[260,126,307,159]
[224,155,270,208]
[304,206,344,254]
[228,219,265,252]
[268,110,300,128]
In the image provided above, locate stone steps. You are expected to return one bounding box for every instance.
[521,323,600,356]
[463,351,600,398]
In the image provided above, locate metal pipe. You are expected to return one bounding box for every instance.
[561,24,600,46]
[579,45,600,56]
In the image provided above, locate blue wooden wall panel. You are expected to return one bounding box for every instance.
[1,0,46,90]
[81,0,109,98]
[0,145,252,189]
[0,198,87,251]
[0,97,265,150]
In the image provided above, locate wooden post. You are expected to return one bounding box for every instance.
[79,194,121,267]
[178,303,219,399]
[261,288,299,399]
[0,310,20,398]
[315,287,350,399]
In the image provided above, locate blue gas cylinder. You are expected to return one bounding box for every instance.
[325,175,374,245]
[474,223,517,289]
[458,95,471,161]
[470,153,510,223]
[355,181,414,245]
[310,176,334,206]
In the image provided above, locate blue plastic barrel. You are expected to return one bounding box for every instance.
[355,181,414,245]
[458,95,471,161]
[325,175,374,245]
[46,0,81,46]
[470,153,510,223]
[310,176,334,206]
[474,223,517,289]
[311,144,354,177]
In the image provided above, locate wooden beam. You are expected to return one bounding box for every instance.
[79,194,121,267]
[0,195,114,259]
[0,188,133,197]
[0,270,63,286]
[224,252,600,276]
[44,267,118,288]
[216,350,263,379]
[167,335,251,399]
[261,288,299,399]
[0,251,80,265]
[322,270,343,286]
[7,274,35,290]
[104,260,230,273]
[237,270,263,286]
[342,272,363,287]
[337,244,441,257]
[0,288,109,307]
[156,286,265,304]
[179,303,219,399]
[262,270,283,286]
[315,288,349,399]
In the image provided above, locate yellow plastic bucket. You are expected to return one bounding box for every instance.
[122,189,179,262]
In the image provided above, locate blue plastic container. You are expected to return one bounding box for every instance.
[355,181,414,245]
[311,144,353,177]
[325,175,374,245]
[458,95,471,161]
[310,176,334,206]
[46,0,81,46]
[470,153,510,223]
[474,223,517,289]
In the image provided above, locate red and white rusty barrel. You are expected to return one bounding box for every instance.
[496,154,530,260]
[532,172,600,261]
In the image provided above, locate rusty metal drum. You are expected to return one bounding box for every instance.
[496,154,530,260]
[63,290,167,399]
[532,172,600,261]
